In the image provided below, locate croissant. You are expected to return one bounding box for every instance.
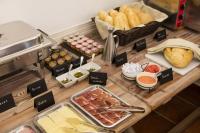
[138,11,154,24]
[124,8,141,28]
[119,5,129,13]
[114,12,130,30]
[98,10,108,21]
[104,15,114,26]
[109,9,118,19]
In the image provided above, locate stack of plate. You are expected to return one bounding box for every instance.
[121,63,143,81]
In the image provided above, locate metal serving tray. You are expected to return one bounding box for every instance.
[0,21,42,58]
[70,85,132,128]
[9,124,39,133]
[33,102,96,133]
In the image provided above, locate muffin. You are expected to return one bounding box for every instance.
[45,56,51,63]
[51,53,59,60]
[71,41,78,48]
[57,58,65,65]
[59,50,67,57]
[87,39,94,44]
[49,61,57,68]
[64,55,72,61]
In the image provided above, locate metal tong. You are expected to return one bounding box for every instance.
[97,103,145,114]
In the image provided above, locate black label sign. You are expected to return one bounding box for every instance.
[133,39,146,52]
[72,58,87,69]
[52,63,69,77]
[89,72,107,86]
[27,79,48,97]
[158,68,173,84]
[113,52,128,67]
[34,91,55,112]
[154,29,167,41]
[0,94,15,113]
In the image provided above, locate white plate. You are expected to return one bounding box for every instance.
[122,73,136,81]
[56,73,77,88]
[145,53,200,76]
[137,84,155,90]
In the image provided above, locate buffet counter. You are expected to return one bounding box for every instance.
[0,28,200,133]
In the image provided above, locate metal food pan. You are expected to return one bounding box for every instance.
[33,102,96,133]
[70,85,132,128]
[9,124,39,133]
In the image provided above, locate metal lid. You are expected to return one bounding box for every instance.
[0,21,41,50]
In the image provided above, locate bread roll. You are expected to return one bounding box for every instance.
[131,7,142,15]
[124,8,141,28]
[109,9,118,19]
[114,12,130,30]
[98,10,108,21]
[163,48,194,68]
[120,5,129,13]
[138,11,154,24]
[104,15,114,26]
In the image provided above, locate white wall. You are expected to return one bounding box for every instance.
[0,0,134,35]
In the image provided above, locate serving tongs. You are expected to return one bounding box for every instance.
[96,100,145,114]
[65,118,114,133]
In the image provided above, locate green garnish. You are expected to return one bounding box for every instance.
[61,78,72,84]
[74,72,84,78]
[88,68,96,72]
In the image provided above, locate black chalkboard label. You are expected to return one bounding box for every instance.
[72,58,87,69]
[34,91,55,112]
[89,72,107,86]
[0,94,15,113]
[133,39,146,52]
[113,52,128,67]
[158,68,173,84]
[52,63,69,77]
[27,79,48,97]
[154,29,167,41]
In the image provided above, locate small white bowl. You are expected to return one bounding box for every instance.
[81,62,101,72]
[69,68,89,82]
[122,69,141,79]
[142,62,161,74]
[136,72,158,88]
[56,73,77,88]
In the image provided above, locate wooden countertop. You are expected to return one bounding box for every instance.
[0,28,200,133]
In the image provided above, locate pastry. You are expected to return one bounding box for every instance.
[51,53,59,60]
[87,39,94,44]
[119,5,129,13]
[109,9,118,19]
[57,58,65,65]
[49,61,57,68]
[104,15,114,26]
[45,56,51,63]
[163,48,194,68]
[98,10,108,21]
[124,7,141,28]
[64,55,72,61]
[138,11,154,24]
[114,12,130,30]
[59,50,67,57]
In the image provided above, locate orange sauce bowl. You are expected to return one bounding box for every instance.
[136,72,158,88]
[143,62,161,74]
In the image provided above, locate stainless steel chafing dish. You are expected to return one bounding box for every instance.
[0,21,56,79]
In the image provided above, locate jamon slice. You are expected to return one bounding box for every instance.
[83,103,97,111]
[74,96,89,106]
